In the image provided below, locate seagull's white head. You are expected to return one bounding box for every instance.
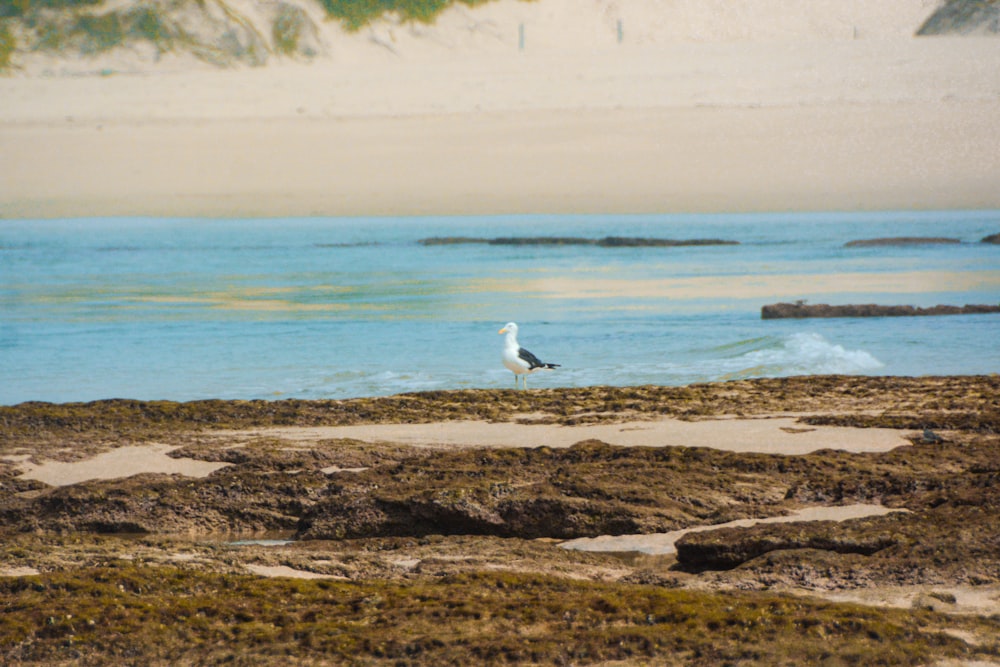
[498,322,518,336]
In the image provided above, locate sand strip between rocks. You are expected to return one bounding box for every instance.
[222,416,911,456]
[561,504,907,555]
[14,444,231,487]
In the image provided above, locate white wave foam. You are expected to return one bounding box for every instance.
[726,332,883,378]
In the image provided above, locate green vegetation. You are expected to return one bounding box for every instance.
[0,20,14,67]
[272,2,319,57]
[1,0,101,19]
[123,5,173,51]
[0,0,307,68]
[60,11,122,53]
[17,1,179,60]
[318,0,498,31]
[272,3,306,55]
[1,565,995,665]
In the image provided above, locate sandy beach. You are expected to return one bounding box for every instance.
[2,0,999,218]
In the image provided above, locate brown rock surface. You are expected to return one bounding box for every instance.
[4,376,1000,665]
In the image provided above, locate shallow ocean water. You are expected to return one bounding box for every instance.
[1,210,998,404]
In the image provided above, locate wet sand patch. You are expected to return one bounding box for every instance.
[561,503,906,555]
[16,444,231,487]
[823,584,1000,618]
[220,416,911,455]
[244,564,347,580]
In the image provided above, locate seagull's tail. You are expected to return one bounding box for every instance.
[542,363,560,370]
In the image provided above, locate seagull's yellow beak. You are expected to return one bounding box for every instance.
[498,327,507,334]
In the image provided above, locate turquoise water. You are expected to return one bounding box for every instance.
[2,211,999,404]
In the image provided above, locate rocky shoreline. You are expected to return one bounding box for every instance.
[2,376,1000,665]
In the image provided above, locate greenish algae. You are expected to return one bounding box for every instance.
[2,566,997,665]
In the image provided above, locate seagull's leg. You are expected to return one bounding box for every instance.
[523,375,528,390]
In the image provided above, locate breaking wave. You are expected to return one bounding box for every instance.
[714,332,884,379]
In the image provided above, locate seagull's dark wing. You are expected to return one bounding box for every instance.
[518,347,558,370]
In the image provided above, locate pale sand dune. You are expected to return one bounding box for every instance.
[1,0,998,218]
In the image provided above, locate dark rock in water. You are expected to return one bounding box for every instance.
[982,233,1000,244]
[419,236,495,245]
[419,237,593,246]
[917,0,1000,35]
[844,237,961,247]
[595,237,739,247]
[418,236,739,247]
[488,237,592,246]
[761,302,1000,319]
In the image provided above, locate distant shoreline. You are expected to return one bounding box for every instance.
[4,101,1000,219]
[2,3,999,219]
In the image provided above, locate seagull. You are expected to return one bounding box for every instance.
[498,322,560,389]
